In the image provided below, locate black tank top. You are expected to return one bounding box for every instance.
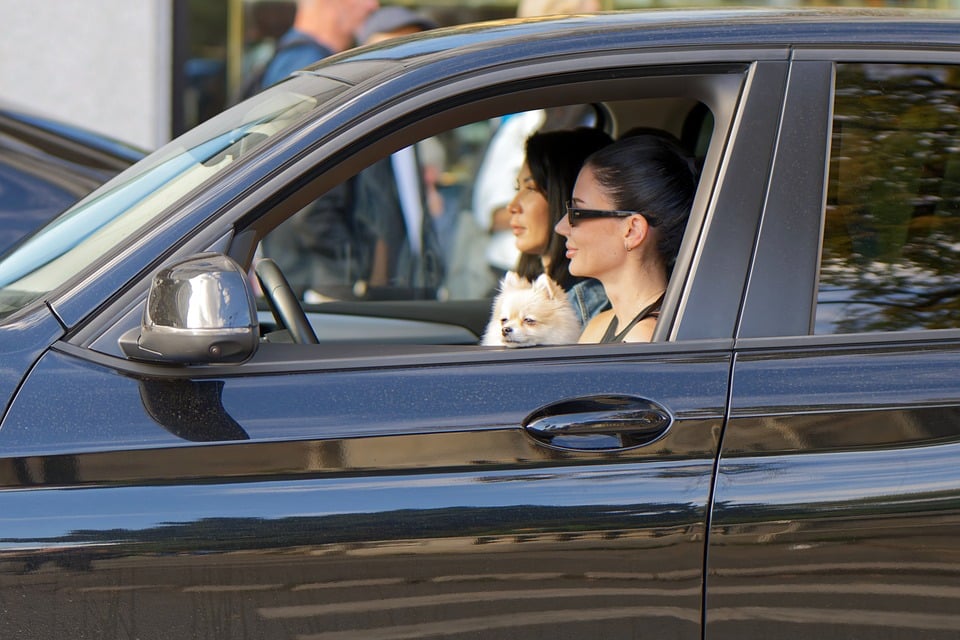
[599,293,665,344]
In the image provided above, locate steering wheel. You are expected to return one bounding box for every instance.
[254,258,319,344]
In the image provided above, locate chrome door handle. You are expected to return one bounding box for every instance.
[523,395,673,451]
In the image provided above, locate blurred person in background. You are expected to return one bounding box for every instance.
[240,1,297,82]
[357,5,438,44]
[255,0,379,92]
[255,0,381,300]
[261,4,447,302]
[359,6,499,300]
[335,5,446,301]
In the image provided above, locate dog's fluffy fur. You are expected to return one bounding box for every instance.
[482,272,581,347]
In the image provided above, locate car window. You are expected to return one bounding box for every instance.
[254,94,717,347]
[816,63,960,334]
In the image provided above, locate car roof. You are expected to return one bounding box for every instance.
[315,7,960,71]
[268,7,960,113]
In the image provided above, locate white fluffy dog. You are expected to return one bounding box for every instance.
[482,272,581,347]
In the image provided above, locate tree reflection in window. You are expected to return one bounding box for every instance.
[818,63,960,334]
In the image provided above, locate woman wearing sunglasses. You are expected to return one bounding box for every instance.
[555,134,698,343]
[506,127,613,325]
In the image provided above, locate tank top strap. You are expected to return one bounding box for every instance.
[599,293,665,344]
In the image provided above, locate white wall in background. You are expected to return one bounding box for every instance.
[0,0,171,150]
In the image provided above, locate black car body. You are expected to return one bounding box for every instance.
[1,8,960,639]
[0,104,145,254]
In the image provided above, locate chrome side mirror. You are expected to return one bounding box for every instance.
[120,254,258,364]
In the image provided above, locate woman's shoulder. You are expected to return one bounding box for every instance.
[579,308,614,343]
[622,317,657,343]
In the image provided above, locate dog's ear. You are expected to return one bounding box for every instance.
[532,273,563,300]
[502,271,527,290]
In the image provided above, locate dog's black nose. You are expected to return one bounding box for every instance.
[502,327,512,336]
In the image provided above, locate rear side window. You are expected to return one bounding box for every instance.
[817,63,960,334]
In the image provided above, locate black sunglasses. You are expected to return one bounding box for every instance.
[564,201,657,226]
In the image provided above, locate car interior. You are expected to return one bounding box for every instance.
[247,83,727,350]
[221,74,742,356]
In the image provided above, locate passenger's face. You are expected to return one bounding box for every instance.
[555,166,627,279]
[508,162,551,256]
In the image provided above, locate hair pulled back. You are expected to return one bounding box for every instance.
[584,134,698,269]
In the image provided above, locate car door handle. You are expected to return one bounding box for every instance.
[522,395,672,451]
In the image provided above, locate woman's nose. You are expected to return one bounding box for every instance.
[555,213,571,236]
[507,193,521,214]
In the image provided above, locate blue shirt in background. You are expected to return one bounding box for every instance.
[259,29,334,90]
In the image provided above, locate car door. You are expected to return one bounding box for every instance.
[0,57,787,639]
[708,54,960,638]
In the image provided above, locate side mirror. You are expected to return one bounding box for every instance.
[120,254,258,364]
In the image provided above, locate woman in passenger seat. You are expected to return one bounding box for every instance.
[506,127,613,326]
[555,134,698,343]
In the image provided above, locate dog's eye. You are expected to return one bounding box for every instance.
[499,318,508,325]
[523,317,537,325]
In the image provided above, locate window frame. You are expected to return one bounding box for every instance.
[76,52,779,369]
[738,49,960,347]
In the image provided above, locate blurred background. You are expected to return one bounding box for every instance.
[0,0,956,151]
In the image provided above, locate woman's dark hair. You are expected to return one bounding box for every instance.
[515,127,612,286]
[583,134,698,269]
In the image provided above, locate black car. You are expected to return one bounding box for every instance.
[1,8,960,639]
[0,103,145,254]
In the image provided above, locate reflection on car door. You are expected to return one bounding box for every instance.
[712,343,960,640]
[1,342,729,638]
[708,56,960,639]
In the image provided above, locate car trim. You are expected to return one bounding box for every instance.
[737,59,834,339]
[51,337,736,380]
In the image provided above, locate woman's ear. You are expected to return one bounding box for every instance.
[623,214,651,252]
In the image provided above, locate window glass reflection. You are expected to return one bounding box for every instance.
[818,63,960,334]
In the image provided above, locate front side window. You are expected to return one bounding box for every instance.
[817,63,960,334]
[248,92,718,350]
[258,98,715,308]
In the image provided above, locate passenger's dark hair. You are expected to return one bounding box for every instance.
[515,127,613,286]
[583,134,698,269]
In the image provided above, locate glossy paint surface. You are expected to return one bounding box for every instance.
[0,346,729,638]
[708,343,960,639]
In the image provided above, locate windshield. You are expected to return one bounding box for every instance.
[0,88,321,321]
